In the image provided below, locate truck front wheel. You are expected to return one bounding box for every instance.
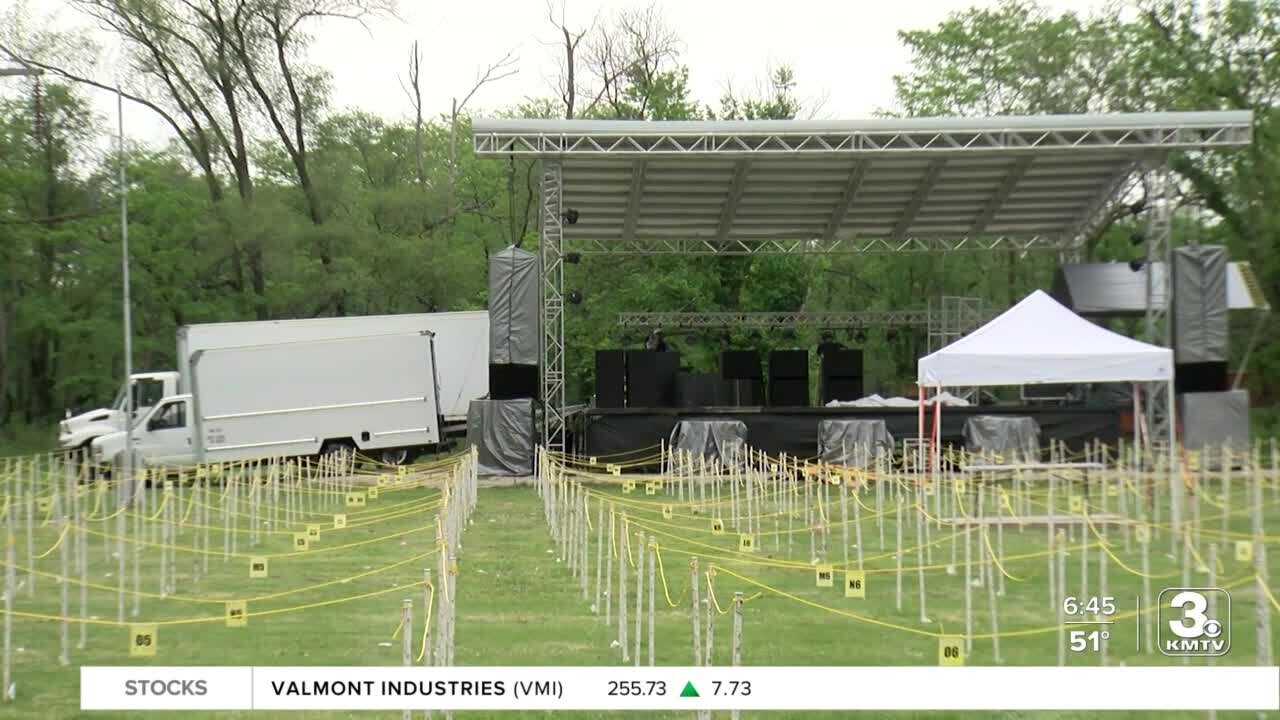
[378,448,410,466]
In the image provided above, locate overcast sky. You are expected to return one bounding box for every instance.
[8,0,1108,145]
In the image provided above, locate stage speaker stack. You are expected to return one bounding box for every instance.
[595,350,626,408]
[626,350,680,408]
[1173,244,1230,393]
[820,348,864,404]
[1171,245,1247,459]
[677,372,729,407]
[720,350,764,406]
[488,245,540,400]
[768,350,809,407]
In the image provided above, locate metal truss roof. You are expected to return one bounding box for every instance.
[616,309,994,330]
[473,112,1251,254]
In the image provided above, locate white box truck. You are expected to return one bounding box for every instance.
[92,331,442,468]
[60,311,488,451]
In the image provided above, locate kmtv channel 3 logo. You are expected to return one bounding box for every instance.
[1158,587,1231,657]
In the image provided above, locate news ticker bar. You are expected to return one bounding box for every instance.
[81,666,1280,711]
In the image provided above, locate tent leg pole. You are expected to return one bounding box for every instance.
[1167,377,1181,543]
[917,385,925,475]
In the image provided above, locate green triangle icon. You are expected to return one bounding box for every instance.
[680,681,700,698]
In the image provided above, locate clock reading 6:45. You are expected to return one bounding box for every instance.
[1063,595,1116,616]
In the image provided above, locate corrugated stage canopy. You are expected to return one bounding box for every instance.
[473,112,1252,254]
[1053,261,1270,315]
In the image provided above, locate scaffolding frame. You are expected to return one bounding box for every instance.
[481,112,1254,455]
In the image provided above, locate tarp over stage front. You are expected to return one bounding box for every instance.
[580,405,1123,465]
[917,290,1173,387]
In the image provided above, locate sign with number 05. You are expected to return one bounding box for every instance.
[129,624,157,657]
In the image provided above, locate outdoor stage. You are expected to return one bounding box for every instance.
[579,403,1125,463]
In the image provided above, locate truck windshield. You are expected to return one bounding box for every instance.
[111,378,168,415]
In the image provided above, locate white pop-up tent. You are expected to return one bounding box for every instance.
[915,290,1175,476]
[918,290,1173,387]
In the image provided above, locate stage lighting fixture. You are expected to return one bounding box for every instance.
[563,208,580,225]
[1128,258,1145,272]
[564,252,582,264]
[567,289,583,305]
[1129,231,1146,246]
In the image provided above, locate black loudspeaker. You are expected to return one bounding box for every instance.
[626,351,659,408]
[768,350,809,406]
[769,378,809,407]
[822,377,864,404]
[821,348,863,379]
[1175,361,1229,394]
[677,372,729,408]
[626,351,680,408]
[820,348,863,404]
[595,350,626,408]
[489,363,539,400]
[655,351,681,407]
[727,378,764,406]
[720,350,762,380]
[769,350,809,379]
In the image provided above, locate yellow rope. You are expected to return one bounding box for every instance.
[979,526,1024,582]
[704,571,730,615]
[33,522,72,559]
[711,564,939,638]
[1084,513,1179,580]
[651,542,679,608]
[416,581,436,662]
[1258,575,1280,614]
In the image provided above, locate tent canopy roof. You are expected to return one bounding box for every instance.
[917,290,1173,386]
[472,112,1251,252]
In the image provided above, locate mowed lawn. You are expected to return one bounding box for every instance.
[5,478,1280,720]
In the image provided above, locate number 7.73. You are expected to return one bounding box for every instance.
[712,681,752,696]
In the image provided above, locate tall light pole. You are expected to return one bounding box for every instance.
[117,84,134,506]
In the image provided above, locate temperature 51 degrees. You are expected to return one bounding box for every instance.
[1069,629,1110,653]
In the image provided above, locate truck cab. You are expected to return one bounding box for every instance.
[91,394,196,469]
[59,371,181,451]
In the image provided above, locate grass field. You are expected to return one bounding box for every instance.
[3,455,1280,719]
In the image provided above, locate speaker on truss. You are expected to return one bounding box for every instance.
[1175,361,1229,394]
[489,363,539,400]
[594,350,626,408]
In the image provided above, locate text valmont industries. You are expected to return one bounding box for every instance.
[269,680,507,697]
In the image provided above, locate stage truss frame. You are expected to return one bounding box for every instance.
[473,112,1252,455]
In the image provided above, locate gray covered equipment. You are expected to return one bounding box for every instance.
[466,398,535,476]
[488,245,540,365]
[963,415,1041,462]
[669,420,747,463]
[1179,390,1250,467]
[818,419,894,467]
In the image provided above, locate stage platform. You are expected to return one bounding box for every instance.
[580,404,1124,464]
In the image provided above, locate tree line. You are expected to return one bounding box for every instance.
[1,0,1277,440]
